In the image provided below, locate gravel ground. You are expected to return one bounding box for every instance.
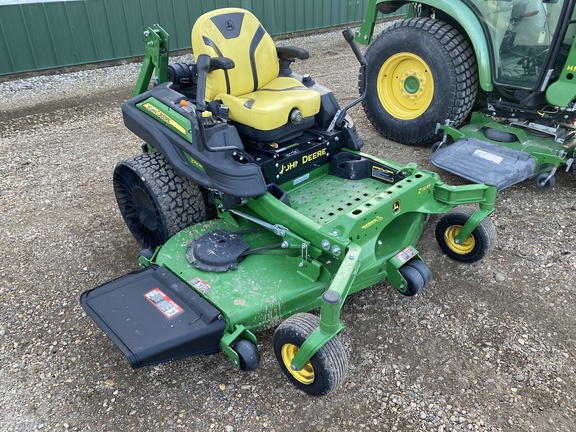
[1,25,575,432]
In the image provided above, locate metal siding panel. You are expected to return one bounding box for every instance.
[0,5,33,74]
[169,0,192,49]
[102,0,133,57]
[43,2,79,65]
[65,0,98,63]
[185,1,208,48]
[117,0,146,55]
[21,3,57,69]
[0,15,15,74]
[0,0,389,75]
[350,0,368,22]
[84,0,115,60]
[328,0,341,26]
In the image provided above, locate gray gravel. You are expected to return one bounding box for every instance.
[1,25,575,431]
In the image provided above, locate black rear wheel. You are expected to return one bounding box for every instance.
[360,18,478,145]
[113,152,208,249]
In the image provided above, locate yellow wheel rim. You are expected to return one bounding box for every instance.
[444,225,475,255]
[281,343,315,385]
[377,52,434,120]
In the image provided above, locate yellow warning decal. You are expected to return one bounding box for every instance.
[142,102,186,135]
[372,166,395,183]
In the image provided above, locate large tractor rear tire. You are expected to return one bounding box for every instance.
[360,18,478,145]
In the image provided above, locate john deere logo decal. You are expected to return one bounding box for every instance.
[393,200,400,213]
[225,20,235,31]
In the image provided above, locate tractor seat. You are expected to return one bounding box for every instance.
[191,8,321,142]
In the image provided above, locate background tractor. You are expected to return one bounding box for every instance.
[357,0,576,190]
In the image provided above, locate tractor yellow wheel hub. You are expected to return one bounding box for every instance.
[444,225,475,255]
[281,343,315,384]
[377,52,434,120]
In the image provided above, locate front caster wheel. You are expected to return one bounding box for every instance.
[534,172,555,191]
[273,313,348,396]
[436,207,497,263]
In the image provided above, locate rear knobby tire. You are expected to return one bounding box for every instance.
[435,207,497,263]
[273,313,348,396]
[113,152,208,249]
[360,18,478,145]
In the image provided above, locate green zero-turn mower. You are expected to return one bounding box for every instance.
[357,0,576,190]
[80,8,498,396]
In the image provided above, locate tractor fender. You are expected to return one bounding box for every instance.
[373,0,494,91]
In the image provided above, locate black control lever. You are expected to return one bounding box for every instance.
[327,28,368,132]
[195,54,211,113]
[194,54,251,160]
[343,27,367,67]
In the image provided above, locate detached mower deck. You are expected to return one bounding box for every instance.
[80,8,498,396]
[431,113,575,190]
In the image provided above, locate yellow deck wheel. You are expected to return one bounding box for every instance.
[444,225,476,255]
[273,313,348,396]
[435,207,497,263]
[280,343,315,385]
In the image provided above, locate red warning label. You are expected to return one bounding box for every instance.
[144,288,184,319]
[396,246,416,264]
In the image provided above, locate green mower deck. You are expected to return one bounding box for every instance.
[431,113,575,190]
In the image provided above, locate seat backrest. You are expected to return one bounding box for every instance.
[192,8,279,101]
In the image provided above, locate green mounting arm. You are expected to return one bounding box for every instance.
[289,243,362,371]
[355,0,379,45]
[133,24,170,97]
[433,181,497,243]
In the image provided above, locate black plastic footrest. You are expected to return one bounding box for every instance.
[80,265,226,368]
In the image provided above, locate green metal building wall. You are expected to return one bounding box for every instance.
[0,0,393,76]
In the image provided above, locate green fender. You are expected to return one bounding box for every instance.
[357,0,494,91]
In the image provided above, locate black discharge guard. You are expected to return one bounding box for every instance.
[430,137,537,190]
[186,229,249,272]
[80,265,226,368]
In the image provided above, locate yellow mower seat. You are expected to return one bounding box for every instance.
[191,8,321,137]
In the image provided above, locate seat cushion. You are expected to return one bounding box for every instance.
[192,8,280,101]
[216,77,321,131]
